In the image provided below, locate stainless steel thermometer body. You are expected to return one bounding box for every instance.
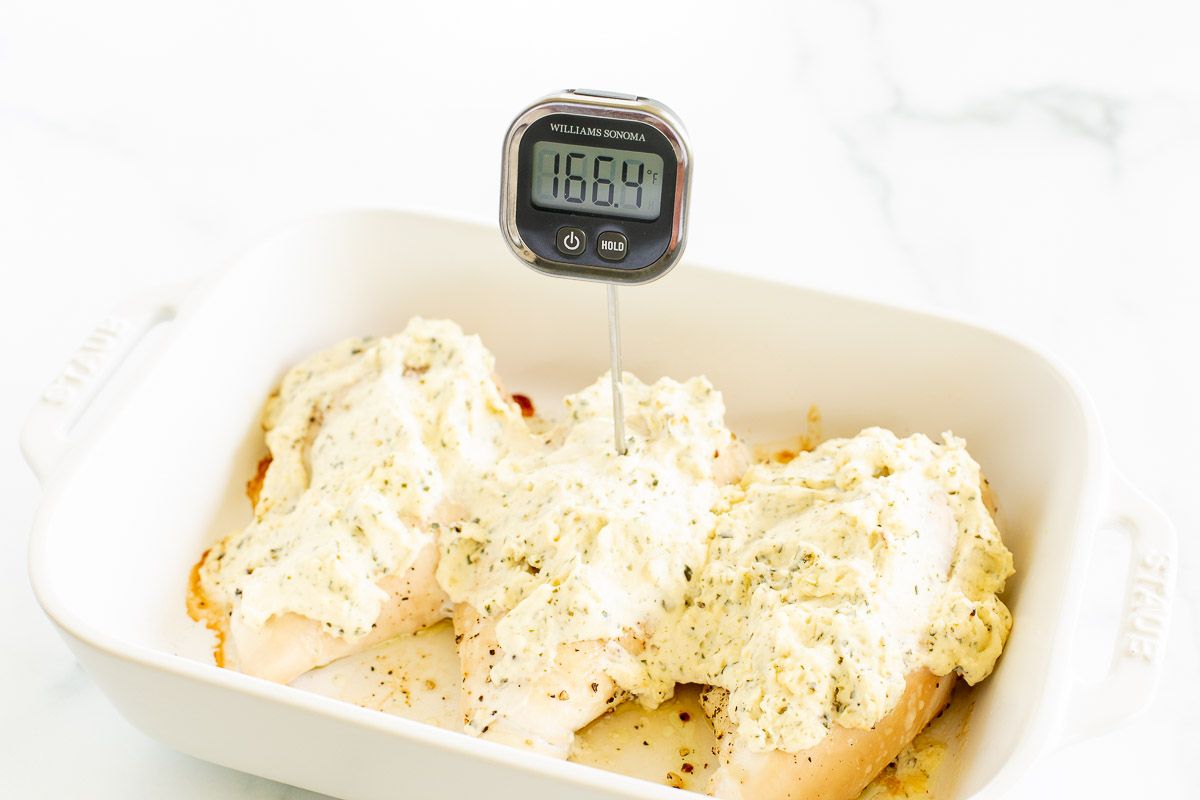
[500,89,692,285]
[500,89,692,454]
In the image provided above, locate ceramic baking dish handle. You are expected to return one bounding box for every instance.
[20,283,190,483]
[1056,471,1177,748]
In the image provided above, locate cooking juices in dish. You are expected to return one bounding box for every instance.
[190,317,1015,800]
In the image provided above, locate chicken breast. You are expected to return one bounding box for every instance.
[452,603,629,758]
[702,670,955,800]
[439,373,747,757]
[647,429,1011,798]
[219,542,449,684]
[190,319,537,684]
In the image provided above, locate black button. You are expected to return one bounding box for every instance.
[596,231,628,262]
[556,226,586,256]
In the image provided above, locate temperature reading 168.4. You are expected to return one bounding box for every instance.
[529,141,665,222]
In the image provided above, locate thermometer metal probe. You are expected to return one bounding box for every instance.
[500,89,692,454]
[606,284,626,454]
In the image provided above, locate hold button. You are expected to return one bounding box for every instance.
[596,231,628,262]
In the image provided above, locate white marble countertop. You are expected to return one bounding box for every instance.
[2,1,1197,796]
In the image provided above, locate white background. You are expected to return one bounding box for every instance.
[1,1,1197,797]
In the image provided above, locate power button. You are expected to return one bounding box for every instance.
[556,226,586,257]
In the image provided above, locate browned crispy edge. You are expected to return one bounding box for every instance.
[186,454,274,668]
[770,405,822,464]
[245,454,272,510]
[187,548,227,668]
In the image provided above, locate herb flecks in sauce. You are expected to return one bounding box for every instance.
[199,319,537,639]
[200,320,1013,758]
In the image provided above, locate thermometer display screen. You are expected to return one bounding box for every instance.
[529,141,665,221]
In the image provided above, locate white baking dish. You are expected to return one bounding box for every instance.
[22,211,1177,799]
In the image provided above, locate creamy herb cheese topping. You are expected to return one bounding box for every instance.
[437,373,743,697]
[201,319,1013,756]
[653,428,1014,753]
[199,318,534,639]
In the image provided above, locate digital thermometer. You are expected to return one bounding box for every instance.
[501,89,692,285]
[500,90,691,455]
